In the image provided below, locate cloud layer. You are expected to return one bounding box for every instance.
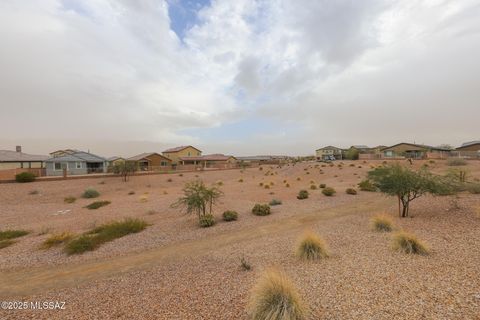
[1,0,479,156]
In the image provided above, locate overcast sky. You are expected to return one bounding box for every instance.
[0,0,479,157]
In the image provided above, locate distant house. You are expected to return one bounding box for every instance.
[381,143,451,159]
[45,151,107,176]
[315,146,343,160]
[127,153,172,171]
[107,156,125,167]
[350,145,371,153]
[162,146,202,165]
[180,154,236,168]
[236,155,287,165]
[456,141,480,158]
[0,146,47,170]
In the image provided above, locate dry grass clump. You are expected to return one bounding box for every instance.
[269,199,282,206]
[309,184,317,190]
[0,239,15,249]
[297,190,309,200]
[392,231,429,255]
[264,184,271,189]
[252,204,271,216]
[216,180,224,186]
[64,196,76,203]
[322,187,336,196]
[345,188,357,195]
[0,230,29,240]
[199,214,216,228]
[248,269,307,320]
[222,210,238,221]
[447,158,467,166]
[85,200,111,210]
[358,179,376,192]
[297,232,329,260]
[296,177,301,181]
[240,256,252,271]
[238,178,244,182]
[285,183,290,188]
[82,188,100,199]
[167,178,173,182]
[259,182,264,187]
[42,232,73,249]
[319,183,326,188]
[371,215,393,232]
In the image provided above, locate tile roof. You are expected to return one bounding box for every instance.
[127,152,170,161]
[45,151,106,162]
[0,150,48,162]
[162,145,201,153]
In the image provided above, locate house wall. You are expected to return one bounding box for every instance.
[146,154,172,167]
[0,161,44,169]
[46,161,88,176]
[163,147,201,164]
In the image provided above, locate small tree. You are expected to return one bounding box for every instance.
[172,180,223,222]
[113,162,137,182]
[345,148,359,160]
[368,164,452,217]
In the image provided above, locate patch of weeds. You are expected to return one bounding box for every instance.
[269,199,282,206]
[346,188,357,195]
[322,187,336,196]
[64,196,76,203]
[223,210,238,221]
[41,232,73,249]
[0,230,29,241]
[297,190,309,200]
[240,256,252,271]
[82,188,100,199]
[392,231,429,255]
[252,204,271,216]
[85,201,111,210]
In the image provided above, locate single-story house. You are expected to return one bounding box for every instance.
[180,154,237,168]
[236,155,284,165]
[0,146,47,170]
[126,153,172,171]
[456,141,480,159]
[315,146,344,160]
[162,146,202,165]
[107,156,125,167]
[381,143,451,159]
[45,151,107,176]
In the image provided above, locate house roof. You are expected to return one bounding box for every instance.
[351,145,370,149]
[381,143,450,152]
[127,152,171,161]
[49,149,79,155]
[107,156,124,161]
[457,141,480,149]
[180,154,235,161]
[0,150,48,162]
[45,151,106,162]
[236,156,274,161]
[162,145,202,153]
[315,146,342,151]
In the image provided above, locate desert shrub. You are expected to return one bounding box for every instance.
[199,214,216,228]
[259,167,263,171]
[358,179,376,192]
[238,178,244,182]
[297,190,309,200]
[252,204,271,216]
[322,187,336,196]
[66,218,148,255]
[270,181,274,186]
[241,256,252,271]
[248,269,307,320]
[296,177,301,181]
[128,191,135,195]
[297,232,329,260]
[264,184,271,189]
[216,180,224,186]
[42,232,73,249]
[179,173,183,177]
[0,240,15,249]
[29,190,39,195]
[447,158,467,166]
[466,183,480,194]
[139,195,148,202]
[85,200,111,210]
[222,210,238,221]
[0,230,29,241]
[64,196,76,203]
[259,182,264,186]
[319,183,326,189]
[269,199,282,206]
[309,184,317,190]
[167,178,173,182]
[82,188,100,199]
[15,172,36,183]
[285,183,290,188]
[392,231,428,255]
[371,215,393,232]
[345,188,357,195]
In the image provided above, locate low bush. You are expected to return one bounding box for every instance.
[252,204,271,216]
[0,230,29,241]
[222,210,238,221]
[447,158,467,166]
[85,200,111,210]
[264,184,271,189]
[297,190,309,200]
[296,177,301,181]
[309,184,317,190]
[0,240,15,249]
[65,218,148,255]
[64,196,76,203]
[216,180,224,186]
[238,178,244,182]
[297,232,329,260]
[358,179,376,192]
[15,172,36,183]
[248,269,307,320]
[42,232,73,249]
[467,183,480,194]
[259,182,264,187]
[285,183,290,188]
[346,188,357,195]
[392,231,429,255]
[319,183,326,188]
[199,214,216,228]
[322,187,336,196]
[371,215,393,232]
[82,188,100,199]
[269,199,282,206]
[128,191,135,195]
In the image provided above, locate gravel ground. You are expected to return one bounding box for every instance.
[0,160,479,319]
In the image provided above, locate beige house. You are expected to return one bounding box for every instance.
[381,143,451,159]
[162,146,202,165]
[315,146,343,160]
[107,156,125,167]
[127,152,172,171]
[180,154,237,168]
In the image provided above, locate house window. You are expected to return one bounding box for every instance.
[54,162,67,171]
[188,152,191,156]
[76,162,82,169]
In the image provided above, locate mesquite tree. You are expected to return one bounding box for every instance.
[368,164,452,217]
[172,180,223,221]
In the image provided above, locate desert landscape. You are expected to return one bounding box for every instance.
[0,159,479,319]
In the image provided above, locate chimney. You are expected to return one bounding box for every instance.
[16,146,22,153]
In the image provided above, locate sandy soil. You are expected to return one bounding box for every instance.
[0,160,479,319]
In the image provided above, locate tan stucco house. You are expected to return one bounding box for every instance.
[162,146,202,165]
[127,152,172,171]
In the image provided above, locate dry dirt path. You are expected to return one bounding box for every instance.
[0,197,389,298]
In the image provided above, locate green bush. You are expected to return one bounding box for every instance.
[199,214,216,227]
[322,187,336,196]
[447,158,467,166]
[297,190,309,200]
[85,201,111,210]
[269,199,282,206]
[15,172,36,183]
[222,210,238,221]
[82,188,100,199]
[0,230,29,241]
[252,204,271,216]
[358,179,376,192]
[345,188,357,195]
